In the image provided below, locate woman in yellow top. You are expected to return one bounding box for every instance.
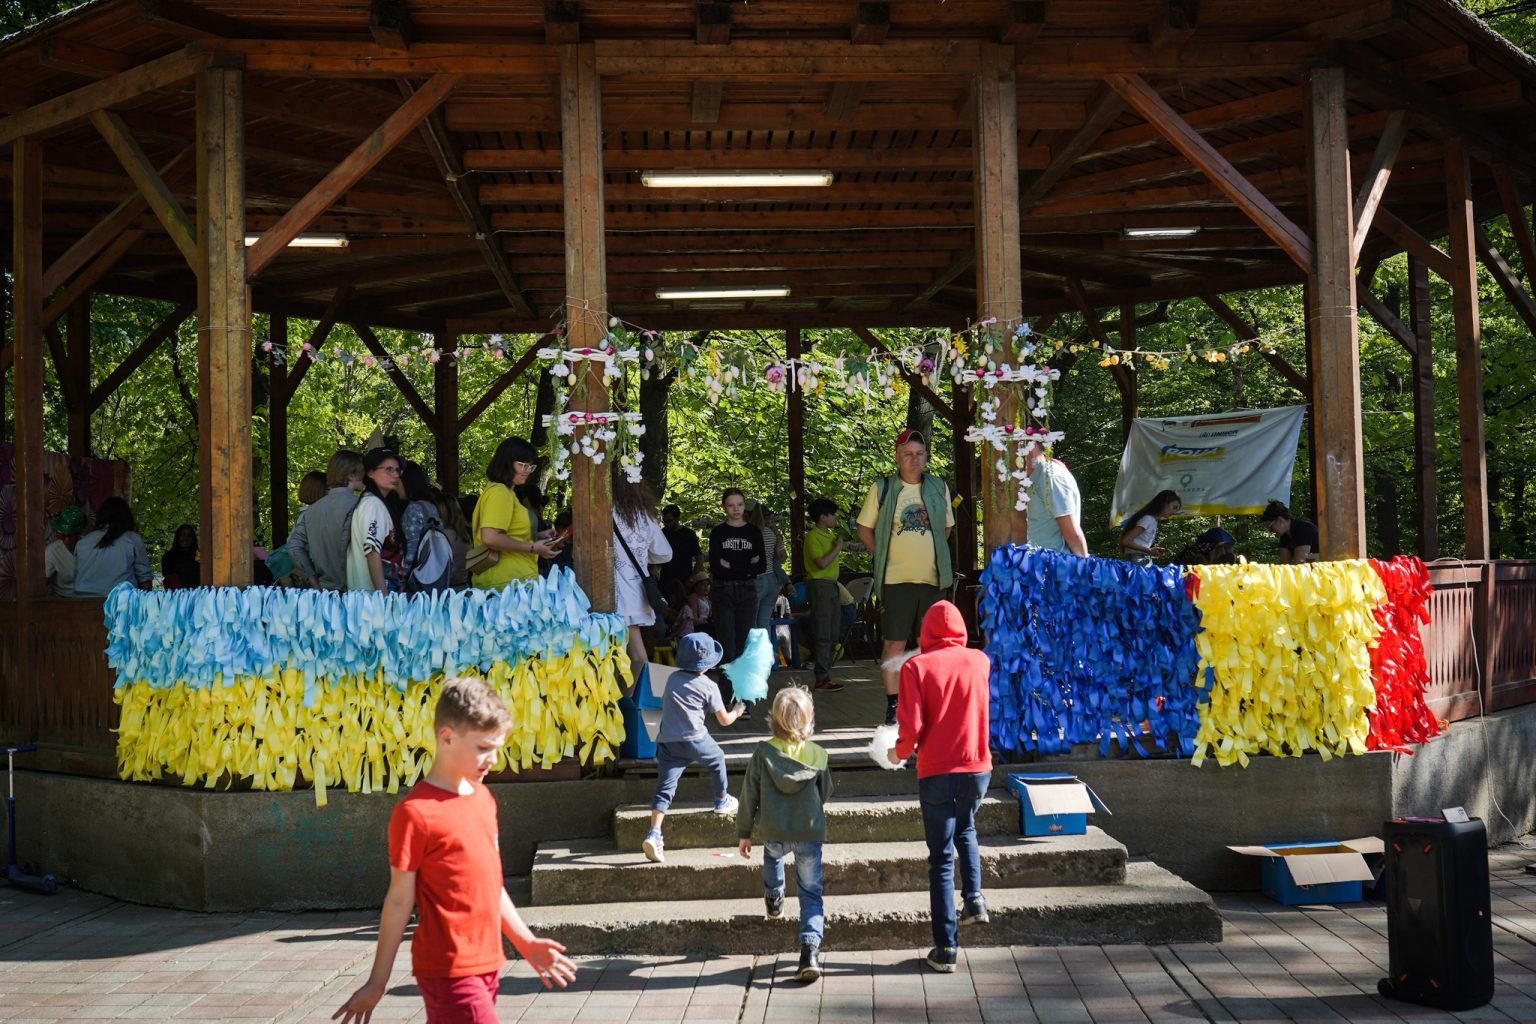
[471,437,560,588]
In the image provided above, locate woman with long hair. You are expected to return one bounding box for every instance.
[346,448,403,592]
[748,502,788,631]
[73,496,152,595]
[611,465,672,683]
[1119,490,1182,562]
[160,523,201,589]
[471,437,558,589]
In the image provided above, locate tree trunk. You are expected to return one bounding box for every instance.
[1372,466,1400,557]
[640,364,677,499]
[533,364,557,464]
[907,385,934,442]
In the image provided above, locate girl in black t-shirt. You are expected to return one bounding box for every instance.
[709,487,764,705]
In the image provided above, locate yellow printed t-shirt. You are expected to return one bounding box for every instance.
[857,479,954,586]
[803,526,840,581]
[471,482,537,587]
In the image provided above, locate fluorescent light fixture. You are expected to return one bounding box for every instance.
[1122,226,1200,239]
[243,233,350,248]
[656,287,792,300]
[641,171,834,188]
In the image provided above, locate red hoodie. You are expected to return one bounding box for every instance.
[893,601,993,778]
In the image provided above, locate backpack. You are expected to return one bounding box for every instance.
[405,517,455,593]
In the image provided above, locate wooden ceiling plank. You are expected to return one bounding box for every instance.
[268,253,491,294]
[1350,109,1406,265]
[1019,86,1126,209]
[369,0,414,51]
[1018,41,1329,78]
[852,4,892,46]
[464,146,1037,173]
[1290,0,1408,41]
[137,0,259,38]
[1106,72,1313,273]
[0,46,212,149]
[1000,2,1046,45]
[39,39,137,77]
[1147,0,1199,51]
[824,82,866,122]
[246,73,463,279]
[479,180,974,205]
[90,110,198,267]
[691,80,723,124]
[594,38,983,78]
[695,3,734,46]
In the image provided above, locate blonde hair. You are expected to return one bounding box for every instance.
[434,676,512,733]
[770,686,816,742]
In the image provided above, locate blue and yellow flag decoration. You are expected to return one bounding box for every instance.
[105,568,630,805]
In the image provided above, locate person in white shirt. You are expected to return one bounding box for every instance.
[45,505,86,597]
[611,467,672,683]
[346,448,403,592]
[1024,448,1088,556]
[1118,490,1182,563]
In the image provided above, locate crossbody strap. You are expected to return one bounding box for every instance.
[613,515,651,580]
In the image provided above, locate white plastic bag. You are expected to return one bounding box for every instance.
[868,723,906,770]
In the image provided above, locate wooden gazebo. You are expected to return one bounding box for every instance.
[2,0,1535,613]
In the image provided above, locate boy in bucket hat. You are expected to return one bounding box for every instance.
[642,632,746,863]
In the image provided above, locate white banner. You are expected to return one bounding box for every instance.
[1110,406,1307,524]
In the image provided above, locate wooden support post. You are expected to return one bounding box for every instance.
[196,65,253,587]
[436,332,461,495]
[973,43,1025,550]
[268,313,290,542]
[1115,304,1138,443]
[561,43,614,611]
[786,326,806,578]
[12,136,46,601]
[1444,136,1489,561]
[1407,257,1437,560]
[1306,68,1364,559]
[66,296,91,455]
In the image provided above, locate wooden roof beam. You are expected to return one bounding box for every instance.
[594,39,982,78]
[90,110,197,268]
[545,2,581,45]
[1201,293,1309,392]
[356,324,437,426]
[246,73,462,279]
[852,4,891,46]
[369,0,413,50]
[1290,1,1408,41]
[137,0,259,38]
[0,45,214,148]
[43,230,145,328]
[696,3,733,45]
[1000,2,1046,44]
[38,40,136,77]
[824,82,866,122]
[1147,0,1199,50]
[1019,86,1126,210]
[1351,109,1406,265]
[1106,72,1313,273]
[1372,207,1453,279]
[691,81,723,124]
[1358,286,1419,356]
[459,342,546,433]
[1492,164,1536,282]
[267,253,491,294]
[1475,228,1536,338]
[1018,41,1330,78]
[88,301,192,410]
[465,145,1015,172]
[480,179,974,205]
[1086,85,1302,162]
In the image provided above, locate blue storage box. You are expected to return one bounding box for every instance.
[1228,838,1382,906]
[634,662,680,711]
[1006,772,1111,837]
[617,693,657,760]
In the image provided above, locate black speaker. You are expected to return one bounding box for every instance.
[1377,817,1494,1011]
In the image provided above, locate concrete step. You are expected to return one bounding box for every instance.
[520,860,1222,954]
[612,791,1020,850]
[532,827,1126,906]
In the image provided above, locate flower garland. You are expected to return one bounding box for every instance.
[980,545,1205,758]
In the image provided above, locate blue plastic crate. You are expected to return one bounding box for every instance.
[1006,772,1110,837]
[617,693,657,760]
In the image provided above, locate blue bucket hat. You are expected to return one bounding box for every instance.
[675,632,724,673]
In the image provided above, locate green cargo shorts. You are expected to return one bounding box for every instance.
[880,582,943,647]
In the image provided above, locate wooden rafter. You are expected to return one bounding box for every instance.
[1350,109,1407,264]
[850,327,955,423]
[1201,293,1310,393]
[282,288,354,400]
[459,343,544,433]
[369,0,413,50]
[356,324,437,427]
[852,4,891,45]
[545,2,581,45]
[246,73,462,278]
[1492,163,1536,282]
[89,301,192,410]
[0,46,212,148]
[1019,87,1125,210]
[90,110,197,266]
[1000,2,1046,44]
[695,3,733,45]
[43,229,144,326]
[1147,0,1199,50]
[1106,72,1314,273]
[1475,228,1536,338]
[1372,207,1453,279]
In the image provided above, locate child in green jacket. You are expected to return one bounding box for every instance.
[737,686,833,983]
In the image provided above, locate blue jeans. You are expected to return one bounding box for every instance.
[754,571,779,631]
[651,737,728,813]
[762,840,825,949]
[918,771,989,949]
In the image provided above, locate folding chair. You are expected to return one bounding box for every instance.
[835,576,878,663]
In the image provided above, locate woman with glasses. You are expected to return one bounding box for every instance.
[472,437,560,589]
[347,448,404,592]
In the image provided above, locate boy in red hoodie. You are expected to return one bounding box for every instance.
[886,600,993,974]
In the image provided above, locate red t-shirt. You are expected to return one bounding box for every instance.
[389,781,505,979]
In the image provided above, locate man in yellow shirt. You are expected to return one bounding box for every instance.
[856,429,954,726]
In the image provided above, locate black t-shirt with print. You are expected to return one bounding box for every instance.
[709,522,765,582]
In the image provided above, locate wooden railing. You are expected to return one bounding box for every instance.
[2,560,1533,767]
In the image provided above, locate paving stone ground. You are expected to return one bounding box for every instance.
[2,835,1533,1024]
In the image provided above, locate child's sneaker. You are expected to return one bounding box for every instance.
[713,794,739,816]
[642,829,665,864]
[959,896,990,926]
[795,944,822,982]
[765,893,784,919]
[926,946,958,973]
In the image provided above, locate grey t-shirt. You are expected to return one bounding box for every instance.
[657,671,725,743]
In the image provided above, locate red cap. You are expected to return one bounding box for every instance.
[895,428,926,448]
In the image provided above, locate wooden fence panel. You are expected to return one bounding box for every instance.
[0,598,117,752]
[1491,561,1536,711]
[1422,563,1484,723]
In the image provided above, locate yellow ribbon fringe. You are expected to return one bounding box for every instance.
[113,645,631,806]
[1189,561,1384,767]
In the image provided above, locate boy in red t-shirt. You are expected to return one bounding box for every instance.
[335,677,576,1023]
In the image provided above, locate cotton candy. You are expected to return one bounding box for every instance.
[725,628,773,703]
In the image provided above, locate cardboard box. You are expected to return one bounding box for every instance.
[633,662,679,711]
[1006,772,1111,837]
[1228,837,1385,906]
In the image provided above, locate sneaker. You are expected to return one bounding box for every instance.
[739,704,753,721]
[713,794,739,816]
[795,944,822,983]
[642,829,665,864]
[815,678,845,692]
[883,703,898,727]
[765,893,784,920]
[926,945,958,973]
[959,896,990,926]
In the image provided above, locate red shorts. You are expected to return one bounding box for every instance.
[417,971,499,1024]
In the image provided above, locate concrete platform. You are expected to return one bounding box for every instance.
[520,861,1221,955]
[611,791,1019,849]
[532,828,1128,905]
